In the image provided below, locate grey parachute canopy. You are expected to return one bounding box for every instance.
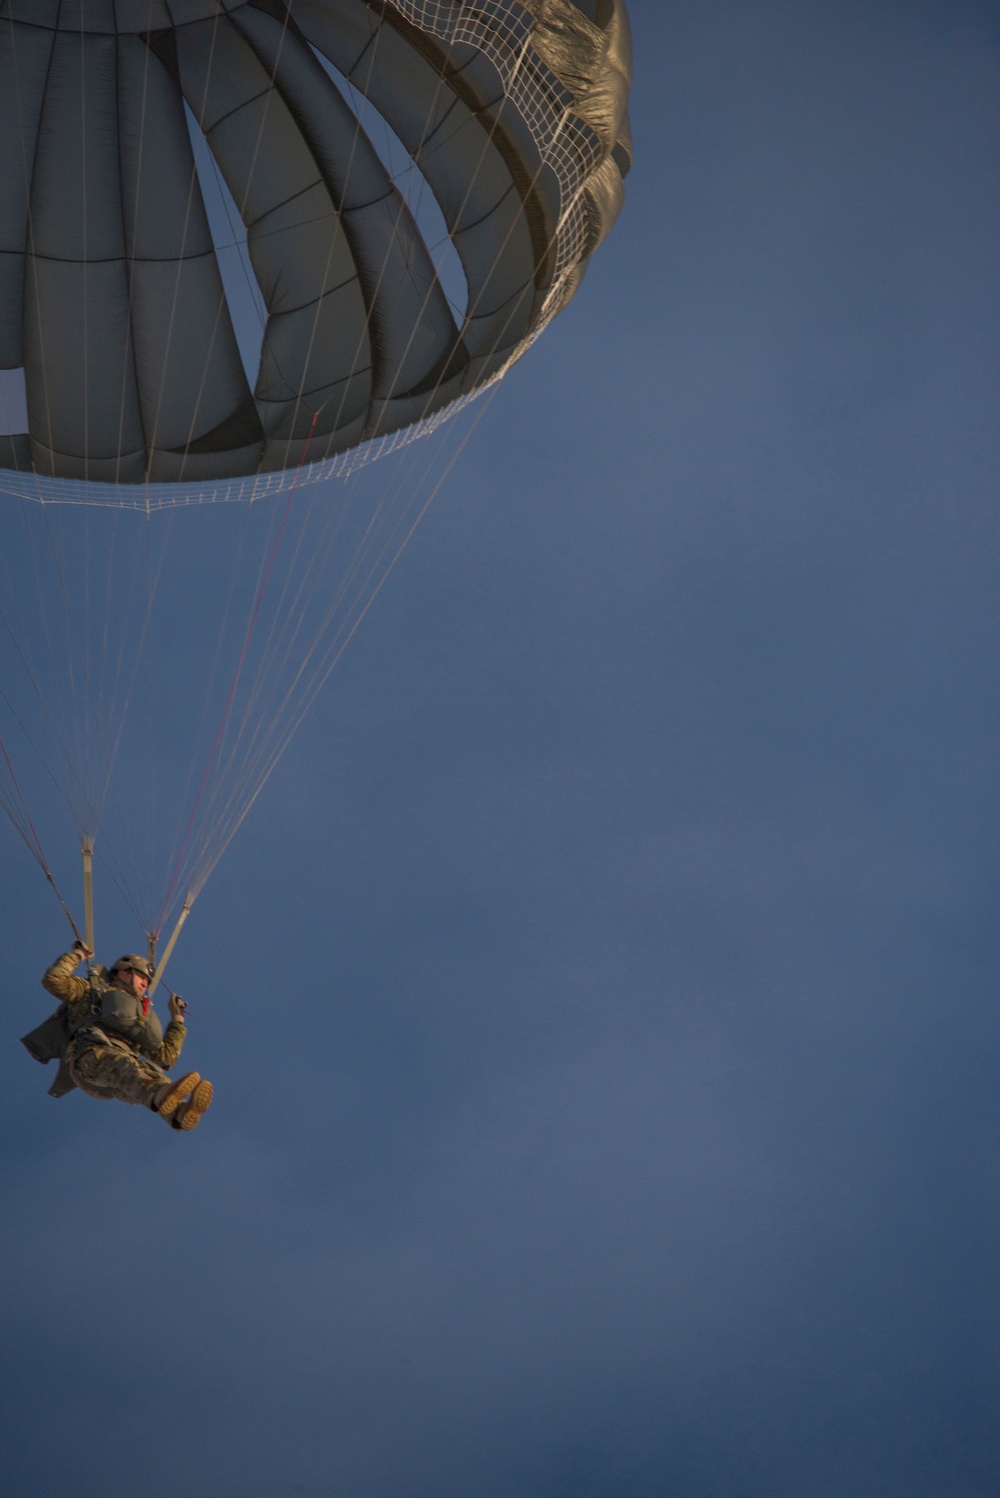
[0,0,632,496]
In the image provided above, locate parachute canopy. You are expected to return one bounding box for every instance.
[0,1,632,968]
[0,0,632,501]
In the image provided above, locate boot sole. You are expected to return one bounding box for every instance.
[175,1079,213,1131]
[157,1072,201,1118]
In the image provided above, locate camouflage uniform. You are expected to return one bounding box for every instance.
[39,949,186,1108]
[65,1033,177,1105]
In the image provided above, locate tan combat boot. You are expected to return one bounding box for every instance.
[172,1079,213,1131]
[151,1072,200,1119]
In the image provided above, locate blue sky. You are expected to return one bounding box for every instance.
[2,4,999,1496]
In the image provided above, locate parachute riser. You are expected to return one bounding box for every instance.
[150,901,192,996]
[81,838,95,956]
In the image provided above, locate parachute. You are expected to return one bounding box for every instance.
[0,0,632,977]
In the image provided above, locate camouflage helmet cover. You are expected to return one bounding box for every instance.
[110,953,154,979]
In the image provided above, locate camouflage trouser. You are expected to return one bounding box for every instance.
[66,1034,168,1108]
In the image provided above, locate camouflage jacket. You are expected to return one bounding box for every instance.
[41,949,186,1068]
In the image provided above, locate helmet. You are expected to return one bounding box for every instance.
[110,953,154,980]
